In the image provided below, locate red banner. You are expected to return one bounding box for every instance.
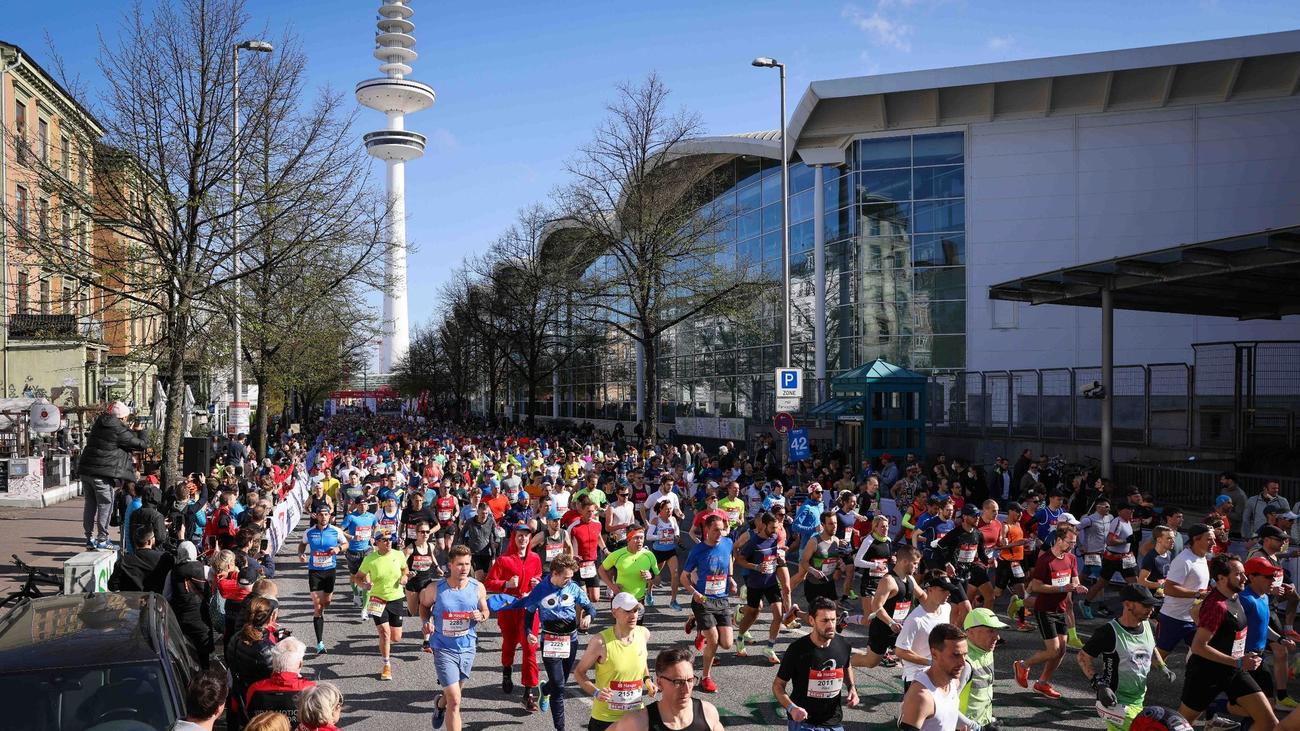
[329,386,399,399]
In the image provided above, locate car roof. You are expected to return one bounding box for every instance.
[0,593,166,673]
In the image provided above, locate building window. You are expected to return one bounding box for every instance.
[61,281,74,315]
[78,141,87,188]
[991,299,1018,329]
[60,135,70,178]
[38,198,50,239]
[14,100,27,164]
[37,118,49,163]
[16,271,29,313]
[62,209,72,248]
[14,185,28,237]
[80,217,89,256]
[39,276,50,315]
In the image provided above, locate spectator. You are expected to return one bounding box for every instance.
[879,453,899,489]
[131,484,170,554]
[172,668,229,731]
[78,400,147,550]
[1219,472,1248,540]
[297,682,345,731]
[1243,479,1289,542]
[245,637,315,724]
[243,713,290,731]
[171,557,214,667]
[226,596,278,729]
[107,524,174,593]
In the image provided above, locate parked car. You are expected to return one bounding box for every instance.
[0,592,198,731]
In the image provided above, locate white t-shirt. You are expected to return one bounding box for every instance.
[552,489,571,512]
[644,490,680,516]
[1160,548,1209,622]
[897,603,953,681]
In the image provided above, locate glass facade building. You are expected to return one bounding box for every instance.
[555,131,967,425]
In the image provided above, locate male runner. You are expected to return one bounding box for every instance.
[569,495,608,604]
[574,592,655,731]
[898,623,971,731]
[425,545,490,731]
[1014,522,1086,699]
[600,525,660,603]
[1155,524,1213,661]
[297,506,346,653]
[485,522,544,710]
[774,596,858,731]
[681,513,736,692]
[1080,584,1175,731]
[732,511,788,664]
[352,527,408,680]
[852,544,924,669]
[961,608,1008,731]
[340,496,378,609]
[935,504,989,629]
[608,645,725,731]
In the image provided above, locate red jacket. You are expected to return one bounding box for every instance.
[245,671,314,709]
[485,548,543,600]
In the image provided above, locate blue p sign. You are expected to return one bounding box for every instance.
[781,371,797,388]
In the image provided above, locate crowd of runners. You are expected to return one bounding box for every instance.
[80,405,1300,731]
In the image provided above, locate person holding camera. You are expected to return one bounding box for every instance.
[78,401,147,550]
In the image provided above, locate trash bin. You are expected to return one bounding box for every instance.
[63,550,117,594]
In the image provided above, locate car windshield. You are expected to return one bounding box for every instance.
[0,662,174,731]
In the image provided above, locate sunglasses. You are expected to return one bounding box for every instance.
[658,676,697,688]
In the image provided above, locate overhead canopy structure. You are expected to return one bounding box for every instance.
[988,226,1300,320]
[988,225,1300,478]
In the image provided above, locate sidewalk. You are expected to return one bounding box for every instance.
[0,500,87,595]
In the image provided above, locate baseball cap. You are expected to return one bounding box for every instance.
[963,607,1009,630]
[611,592,644,612]
[1215,495,1234,508]
[511,522,531,534]
[1245,556,1282,577]
[546,508,562,521]
[881,453,893,461]
[1264,504,1283,515]
[1279,512,1299,522]
[923,575,959,593]
[1057,512,1081,526]
[1259,524,1288,541]
[1118,584,1160,606]
[961,504,980,518]
[516,491,528,503]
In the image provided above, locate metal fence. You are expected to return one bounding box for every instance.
[928,364,1193,448]
[1114,463,1300,508]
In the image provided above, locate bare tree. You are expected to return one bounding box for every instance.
[557,73,760,437]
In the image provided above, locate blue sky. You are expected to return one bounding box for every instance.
[6,0,1299,360]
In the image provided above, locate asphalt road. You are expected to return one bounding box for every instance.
[268,517,1206,731]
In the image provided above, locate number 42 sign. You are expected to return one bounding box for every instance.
[788,428,811,461]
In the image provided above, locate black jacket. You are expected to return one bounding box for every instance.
[226,634,274,690]
[132,486,170,552]
[107,547,174,593]
[169,582,213,666]
[78,413,147,482]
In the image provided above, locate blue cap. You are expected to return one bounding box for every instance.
[517,491,528,503]
[1216,494,1233,508]
[546,508,562,521]
[512,522,531,533]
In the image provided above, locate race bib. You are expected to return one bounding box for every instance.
[438,510,453,522]
[658,529,677,544]
[366,595,387,617]
[1011,563,1025,579]
[892,601,912,622]
[310,550,333,569]
[355,525,373,542]
[411,554,433,572]
[821,558,840,574]
[495,527,506,539]
[1121,554,1137,569]
[957,547,976,564]
[406,525,418,540]
[607,680,644,711]
[868,560,889,578]
[580,561,597,579]
[1051,570,1070,588]
[1231,628,1247,659]
[1085,554,1102,567]
[442,611,472,637]
[760,556,777,575]
[807,668,844,699]
[726,509,740,524]
[542,633,571,659]
[704,573,727,595]
[545,542,564,561]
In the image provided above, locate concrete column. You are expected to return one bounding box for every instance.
[552,369,560,419]
[1101,286,1114,479]
[635,341,645,424]
[813,164,827,404]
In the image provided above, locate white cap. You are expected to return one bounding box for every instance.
[110,401,132,418]
[1058,512,1081,526]
[611,592,643,612]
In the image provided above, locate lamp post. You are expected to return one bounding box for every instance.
[230,39,272,431]
[752,57,790,371]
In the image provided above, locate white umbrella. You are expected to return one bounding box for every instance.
[152,381,168,431]
[182,384,196,437]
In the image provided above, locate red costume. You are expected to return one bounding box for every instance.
[485,547,543,688]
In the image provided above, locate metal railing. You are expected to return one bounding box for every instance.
[1114,463,1300,508]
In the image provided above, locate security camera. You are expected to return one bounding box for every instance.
[1082,381,1106,400]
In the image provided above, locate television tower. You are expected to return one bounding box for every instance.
[356,0,435,374]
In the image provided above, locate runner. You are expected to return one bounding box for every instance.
[574,592,655,731]
[1239,557,1297,713]
[600,525,660,604]
[400,490,437,556]
[1014,522,1086,699]
[340,496,378,608]
[532,508,571,570]
[898,623,970,731]
[732,511,787,664]
[790,512,846,622]
[1079,584,1176,731]
[456,500,498,581]
[897,571,957,691]
[1155,524,1213,662]
[960,608,1008,731]
[644,499,683,609]
[1087,503,1141,617]
[433,482,460,557]
[296,506,346,653]
[934,504,989,629]
[607,646,725,731]
[1078,498,1115,620]
[852,515,895,621]
[1177,554,1278,731]
[996,502,1032,631]
[605,486,638,552]
[351,527,408,680]
[773,596,858,731]
[486,522,545,710]
[853,544,924,668]
[718,482,746,535]
[680,513,736,692]
[569,496,607,604]
[424,544,490,731]
[970,500,1002,610]
[376,494,402,547]
[403,519,438,651]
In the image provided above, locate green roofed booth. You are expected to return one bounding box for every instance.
[812,358,928,463]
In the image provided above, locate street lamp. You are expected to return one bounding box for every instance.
[752,56,790,372]
[231,39,272,430]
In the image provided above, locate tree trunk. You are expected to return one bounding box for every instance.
[160,325,187,489]
[640,332,658,441]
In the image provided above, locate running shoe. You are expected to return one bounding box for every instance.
[432,697,446,729]
[1077,602,1093,620]
[764,647,779,665]
[95,539,120,551]
[502,668,515,695]
[316,641,326,654]
[845,591,860,601]
[684,615,696,636]
[735,637,748,656]
[1032,681,1061,699]
[1067,634,1084,650]
[694,633,706,652]
[699,676,718,693]
[360,605,370,622]
[524,689,539,713]
[1013,660,1029,688]
[783,604,801,628]
[422,639,433,654]
[670,600,683,611]
[734,606,745,624]
[84,538,96,550]
[880,654,899,669]
[540,694,550,713]
[1016,620,1033,632]
[1205,714,1241,731]
[1278,697,1300,710]
[645,592,655,607]
[1006,597,1022,623]
[1094,604,1114,618]
[380,664,393,681]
